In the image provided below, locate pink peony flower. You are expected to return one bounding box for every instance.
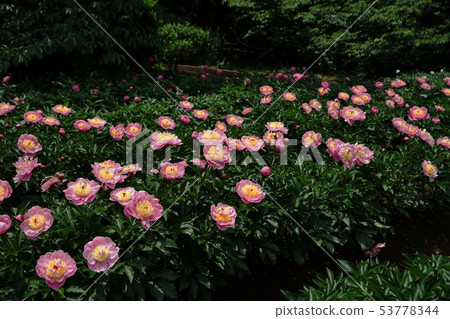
[36,250,77,290]
[442,88,450,96]
[2,75,11,83]
[88,117,107,130]
[0,102,15,116]
[74,120,91,131]
[371,106,379,113]
[193,109,209,120]
[265,121,288,134]
[374,81,383,88]
[0,180,13,203]
[225,114,244,127]
[259,85,274,95]
[52,104,72,115]
[301,131,322,148]
[340,106,366,126]
[110,124,125,140]
[71,85,80,92]
[124,191,163,229]
[301,103,312,114]
[203,144,232,169]
[150,131,183,149]
[157,116,175,130]
[354,144,374,165]
[91,89,100,95]
[327,100,340,109]
[210,203,237,230]
[24,111,42,123]
[41,117,60,126]
[83,236,120,272]
[421,83,431,90]
[125,123,142,139]
[41,176,65,192]
[63,178,100,205]
[337,143,356,169]
[422,161,438,182]
[110,187,136,206]
[198,130,227,145]
[260,96,272,104]
[435,105,445,112]
[13,156,40,183]
[242,107,253,115]
[436,136,450,149]
[225,138,246,151]
[385,89,396,97]
[263,131,283,146]
[191,158,207,168]
[20,206,53,240]
[0,214,12,235]
[180,115,191,124]
[261,166,271,177]
[326,138,344,161]
[293,73,303,80]
[283,92,297,101]
[179,101,194,110]
[327,107,339,120]
[92,162,122,190]
[160,161,187,179]
[241,136,264,152]
[408,106,430,121]
[123,95,130,102]
[418,130,435,147]
[236,180,265,204]
[337,92,349,101]
[318,87,330,96]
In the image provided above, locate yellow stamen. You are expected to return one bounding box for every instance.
[92,245,110,262]
[73,182,92,197]
[45,258,67,278]
[136,200,154,218]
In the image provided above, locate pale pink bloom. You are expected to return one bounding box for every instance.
[371,106,379,113]
[179,101,194,110]
[293,73,303,80]
[88,117,107,130]
[24,111,42,123]
[2,75,11,83]
[340,106,366,126]
[92,162,122,190]
[36,250,77,290]
[210,203,237,230]
[416,77,427,84]
[83,236,120,272]
[309,99,322,110]
[441,88,450,96]
[263,131,283,146]
[337,143,356,169]
[109,124,125,140]
[321,82,329,89]
[0,214,12,235]
[160,161,187,179]
[260,96,272,104]
[408,106,429,121]
[236,180,265,204]
[385,89,396,97]
[404,124,420,138]
[302,131,322,148]
[180,115,191,124]
[41,117,60,126]
[301,103,312,114]
[193,109,209,120]
[374,81,383,88]
[318,87,330,96]
[337,92,349,101]
[385,100,395,109]
[125,123,142,139]
[327,100,340,109]
[360,93,372,104]
[52,104,72,115]
[133,97,141,102]
[63,178,100,205]
[435,105,445,112]
[351,95,365,106]
[242,136,264,152]
[121,163,141,175]
[421,83,431,90]
[265,122,288,134]
[418,129,435,147]
[275,138,289,152]
[124,191,163,229]
[443,77,450,85]
[283,92,297,101]
[13,156,40,183]
[20,206,53,240]
[242,107,253,115]
[259,85,274,95]
[0,102,15,116]
[190,158,207,168]
[110,187,136,206]
[71,84,80,92]
[198,130,227,145]
[422,161,438,182]
[436,136,450,149]
[328,107,339,120]
[17,134,42,156]
[150,131,183,150]
[225,138,246,151]
[354,144,374,165]
[74,120,91,131]
[41,176,63,192]
[123,95,130,101]
[392,94,404,106]
[326,138,344,161]
[157,116,175,130]
[215,121,227,132]
[203,144,232,169]
[191,131,199,139]
[261,166,271,177]
[225,114,244,127]
[0,180,12,203]
[350,85,367,95]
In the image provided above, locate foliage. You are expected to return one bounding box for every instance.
[282,254,450,300]
[0,68,449,300]
[0,0,157,73]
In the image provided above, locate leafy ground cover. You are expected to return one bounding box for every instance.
[0,68,449,300]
